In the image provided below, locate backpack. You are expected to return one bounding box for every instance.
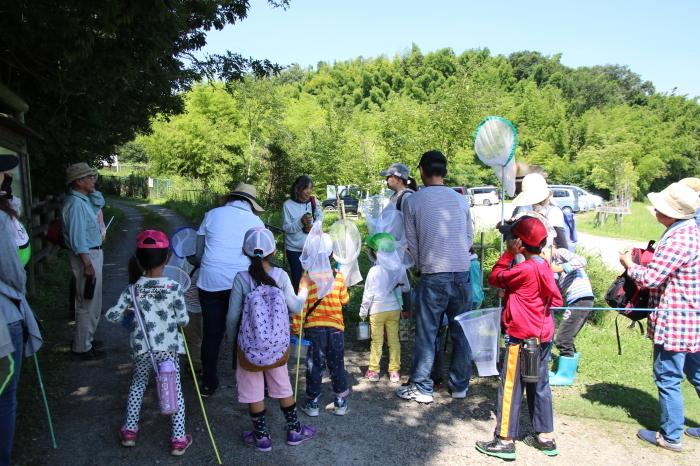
[46,218,67,248]
[562,209,577,251]
[604,240,656,354]
[237,270,290,370]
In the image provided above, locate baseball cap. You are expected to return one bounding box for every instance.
[136,230,170,249]
[511,217,548,248]
[417,150,447,168]
[243,226,277,257]
[379,163,410,181]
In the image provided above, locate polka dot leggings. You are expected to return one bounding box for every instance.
[125,351,185,439]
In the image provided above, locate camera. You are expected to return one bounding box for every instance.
[496,218,518,241]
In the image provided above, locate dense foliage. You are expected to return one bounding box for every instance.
[129,47,700,206]
[0,0,287,194]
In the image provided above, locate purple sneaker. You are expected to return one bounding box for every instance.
[242,431,272,452]
[286,425,317,446]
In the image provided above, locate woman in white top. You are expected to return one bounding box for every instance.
[282,176,323,292]
[194,182,265,397]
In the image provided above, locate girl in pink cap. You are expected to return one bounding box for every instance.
[105,230,192,456]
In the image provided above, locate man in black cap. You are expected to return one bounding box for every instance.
[396,150,474,404]
[379,163,414,211]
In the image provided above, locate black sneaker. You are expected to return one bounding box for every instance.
[200,385,217,398]
[71,348,105,361]
[524,434,559,456]
[475,437,516,461]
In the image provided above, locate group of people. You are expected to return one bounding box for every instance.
[2,150,699,462]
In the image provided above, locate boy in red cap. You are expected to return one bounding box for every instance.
[476,216,563,461]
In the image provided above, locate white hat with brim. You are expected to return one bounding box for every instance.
[65,162,98,185]
[511,173,551,207]
[647,182,698,220]
[229,182,265,213]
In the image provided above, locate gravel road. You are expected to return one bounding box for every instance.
[35,200,696,465]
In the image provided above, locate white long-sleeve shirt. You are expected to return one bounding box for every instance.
[359,265,410,317]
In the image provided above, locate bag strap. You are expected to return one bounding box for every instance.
[304,270,337,321]
[130,285,160,375]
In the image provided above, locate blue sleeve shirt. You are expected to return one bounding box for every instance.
[62,190,103,254]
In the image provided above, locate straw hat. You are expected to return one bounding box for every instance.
[65,162,97,185]
[229,182,265,213]
[647,182,699,220]
[511,173,551,207]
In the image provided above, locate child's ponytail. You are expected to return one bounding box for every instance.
[248,254,277,287]
[128,255,143,284]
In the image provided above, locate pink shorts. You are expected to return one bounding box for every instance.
[236,363,293,403]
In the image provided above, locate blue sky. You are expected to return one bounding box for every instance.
[203,0,700,98]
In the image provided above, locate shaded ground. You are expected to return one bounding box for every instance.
[21,200,698,465]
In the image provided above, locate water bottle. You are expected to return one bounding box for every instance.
[156,359,179,415]
[519,337,541,384]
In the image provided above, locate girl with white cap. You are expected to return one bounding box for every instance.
[226,227,317,452]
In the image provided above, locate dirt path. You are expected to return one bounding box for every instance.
[37,200,697,465]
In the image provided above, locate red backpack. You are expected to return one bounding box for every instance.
[604,240,656,354]
[46,218,67,249]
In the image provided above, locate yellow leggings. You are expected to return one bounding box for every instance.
[369,311,401,373]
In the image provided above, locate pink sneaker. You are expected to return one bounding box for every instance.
[119,427,138,447]
[171,434,193,456]
[365,370,380,382]
[389,371,401,384]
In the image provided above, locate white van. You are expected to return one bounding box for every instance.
[466,186,500,206]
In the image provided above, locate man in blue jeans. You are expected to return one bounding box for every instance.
[396,150,473,404]
[620,182,700,451]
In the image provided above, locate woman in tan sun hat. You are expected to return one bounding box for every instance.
[193,182,265,397]
[619,182,700,451]
[510,173,571,251]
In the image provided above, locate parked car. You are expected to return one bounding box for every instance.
[452,186,474,206]
[548,184,605,212]
[322,187,362,214]
[466,186,500,206]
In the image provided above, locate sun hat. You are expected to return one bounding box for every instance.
[229,182,265,213]
[65,162,98,185]
[647,182,698,220]
[365,232,396,252]
[243,226,276,257]
[512,216,548,248]
[136,230,170,249]
[0,154,19,172]
[679,177,700,194]
[511,173,551,207]
[417,150,447,168]
[379,163,410,181]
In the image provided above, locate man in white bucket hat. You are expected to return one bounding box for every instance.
[511,173,571,251]
[619,182,700,451]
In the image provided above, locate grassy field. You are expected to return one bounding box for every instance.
[576,201,665,241]
[552,313,699,428]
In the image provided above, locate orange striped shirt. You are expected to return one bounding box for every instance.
[291,272,349,333]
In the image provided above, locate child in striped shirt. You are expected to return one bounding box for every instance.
[291,241,350,417]
[547,247,594,386]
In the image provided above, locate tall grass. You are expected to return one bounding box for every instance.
[576,201,665,241]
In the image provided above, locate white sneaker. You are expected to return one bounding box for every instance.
[300,399,320,417]
[448,383,468,399]
[333,398,348,416]
[395,383,433,404]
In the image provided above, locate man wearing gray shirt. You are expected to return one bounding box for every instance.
[396,150,473,404]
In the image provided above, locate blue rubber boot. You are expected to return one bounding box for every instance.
[549,353,579,386]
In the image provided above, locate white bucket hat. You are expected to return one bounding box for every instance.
[647,182,699,220]
[243,227,276,257]
[512,173,551,207]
